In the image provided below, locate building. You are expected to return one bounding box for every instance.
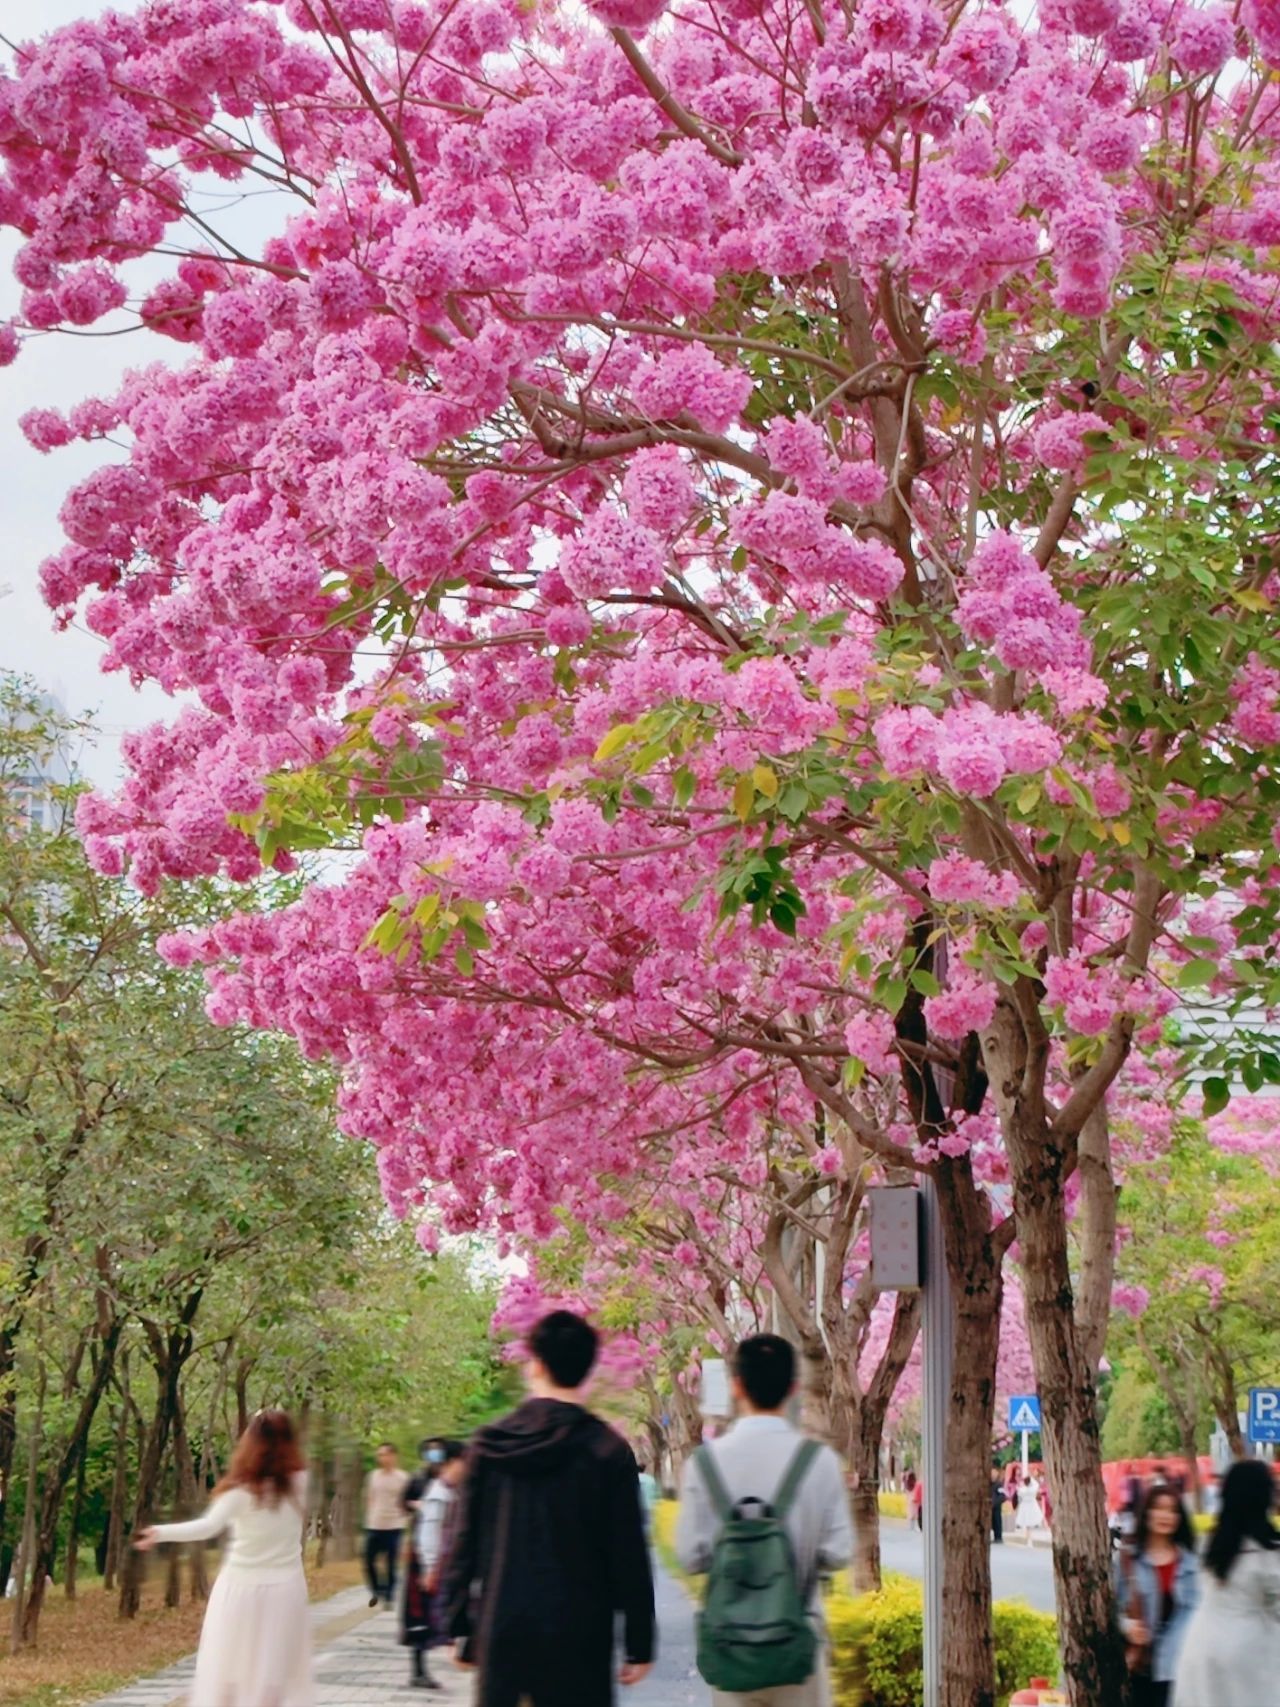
[7,687,75,833]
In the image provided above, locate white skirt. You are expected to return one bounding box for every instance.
[188,1567,314,1707]
[1015,1495,1041,1531]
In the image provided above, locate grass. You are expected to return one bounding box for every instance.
[0,1549,362,1707]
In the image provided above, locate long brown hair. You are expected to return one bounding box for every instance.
[216,1409,304,1503]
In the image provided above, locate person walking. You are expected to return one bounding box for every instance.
[1116,1479,1200,1707]
[1173,1458,1280,1705]
[1015,1471,1043,1544]
[405,1438,447,1515]
[134,1409,312,1707]
[364,1442,409,1609]
[910,1474,924,1533]
[402,1440,467,1691]
[444,1310,655,1706]
[991,1466,1007,1545]
[675,1333,852,1707]
[638,1462,660,1540]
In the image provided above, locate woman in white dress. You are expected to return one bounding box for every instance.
[1015,1472,1042,1539]
[1173,1458,1280,1706]
[1016,1472,1043,1543]
[136,1409,313,1707]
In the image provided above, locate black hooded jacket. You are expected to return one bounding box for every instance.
[444,1398,655,1707]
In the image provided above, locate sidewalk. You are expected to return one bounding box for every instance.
[91,1586,471,1706]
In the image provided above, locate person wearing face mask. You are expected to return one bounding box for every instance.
[1117,1480,1200,1706]
[405,1438,448,1515]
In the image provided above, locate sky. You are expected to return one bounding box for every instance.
[0,0,265,787]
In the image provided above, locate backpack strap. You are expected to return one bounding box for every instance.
[694,1444,735,1526]
[773,1439,821,1518]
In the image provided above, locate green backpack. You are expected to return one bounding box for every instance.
[693,1438,821,1694]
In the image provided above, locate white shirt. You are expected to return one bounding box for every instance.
[675,1416,852,1609]
[415,1480,456,1572]
[149,1472,307,1582]
[364,1467,410,1531]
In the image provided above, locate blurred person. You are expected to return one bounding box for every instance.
[364,1441,409,1609]
[1173,1458,1280,1706]
[135,1409,312,1707]
[991,1465,1007,1545]
[1015,1471,1043,1544]
[402,1440,467,1690]
[444,1311,654,1706]
[910,1474,924,1532]
[405,1437,448,1513]
[1116,1480,1200,1707]
[638,1461,660,1539]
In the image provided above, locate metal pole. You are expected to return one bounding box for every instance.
[1022,1430,1030,1477]
[921,1178,951,1707]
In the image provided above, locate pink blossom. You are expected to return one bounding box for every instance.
[925,969,997,1040]
[928,853,1022,908]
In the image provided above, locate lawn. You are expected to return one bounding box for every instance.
[0,1550,362,1707]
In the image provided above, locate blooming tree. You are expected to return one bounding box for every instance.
[7,0,1280,1698]
[1111,1100,1280,1482]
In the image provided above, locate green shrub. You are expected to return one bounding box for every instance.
[992,1600,1061,1701]
[828,1573,1059,1707]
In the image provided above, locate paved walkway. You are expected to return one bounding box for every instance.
[92,1562,702,1707]
[90,1586,471,1707]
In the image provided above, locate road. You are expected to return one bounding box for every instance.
[879,1518,1059,1613]
[635,1556,702,1706]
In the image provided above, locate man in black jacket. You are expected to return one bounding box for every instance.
[445,1311,655,1707]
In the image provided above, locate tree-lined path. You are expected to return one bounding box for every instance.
[90,1564,699,1707]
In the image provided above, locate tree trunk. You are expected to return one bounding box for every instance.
[1075,1101,1118,1374]
[103,1362,132,1593]
[1007,1125,1127,1707]
[22,1315,121,1643]
[9,1360,46,1652]
[235,1358,253,1438]
[935,1157,1004,1707]
[119,1292,202,1619]
[64,1433,88,1599]
[118,1391,175,1618]
[1207,1345,1246,1458]
[172,1393,208,1603]
[841,1288,922,1593]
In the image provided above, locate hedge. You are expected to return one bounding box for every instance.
[652,1503,1060,1707]
[828,1574,1059,1707]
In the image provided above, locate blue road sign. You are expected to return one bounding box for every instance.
[1248,1388,1280,1443]
[1008,1394,1042,1433]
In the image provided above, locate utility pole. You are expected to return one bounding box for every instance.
[920,1179,951,1707]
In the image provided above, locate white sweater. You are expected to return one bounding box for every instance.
[149,1472,307,1582]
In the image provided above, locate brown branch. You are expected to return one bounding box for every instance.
[609,29,744,165]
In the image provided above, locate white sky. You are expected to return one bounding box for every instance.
[2,0,209,786]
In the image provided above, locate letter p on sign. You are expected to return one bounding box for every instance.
[1248,1388,1280,1444]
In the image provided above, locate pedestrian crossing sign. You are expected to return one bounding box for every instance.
[1008,1395,1042,1433]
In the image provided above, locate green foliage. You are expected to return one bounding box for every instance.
[0,676,509,1600]
[826,1574,1059,1707]
[1099,1367,1183,1460]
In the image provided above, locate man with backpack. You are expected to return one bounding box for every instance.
[675,1334,852,1706]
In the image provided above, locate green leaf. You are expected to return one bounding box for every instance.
[1176,959,1220,988]
[1201,1076,1230,1117]
[595,724,635,762]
